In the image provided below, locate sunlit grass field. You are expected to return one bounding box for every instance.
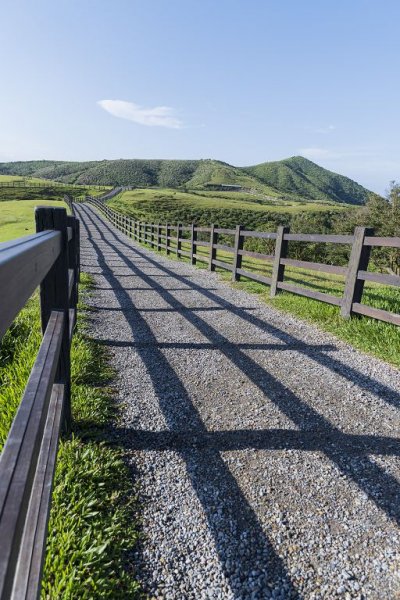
[115,187,343,211]
[0,199,69,241]
[107,187,351,231]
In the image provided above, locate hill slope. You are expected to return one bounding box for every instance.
[243,156,369,205]
[0,156,372,205]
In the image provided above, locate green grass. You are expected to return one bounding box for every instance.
[107,187,351,231]
[0,277,141,598]
[0,199,69,242]
[124,226,400,369]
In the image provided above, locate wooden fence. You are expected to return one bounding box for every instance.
[0,180,108,190]
[0,206,80,599]
[85,195,400,327]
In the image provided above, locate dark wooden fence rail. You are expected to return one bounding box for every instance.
[85,194,400,326]
[0,206,80,600]
[0,180,108,190]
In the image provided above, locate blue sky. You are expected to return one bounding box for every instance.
[0,0,398,194]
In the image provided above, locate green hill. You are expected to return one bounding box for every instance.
[244,156,369,205]
[0,156,372,205]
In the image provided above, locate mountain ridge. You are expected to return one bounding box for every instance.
[0,156,372,205]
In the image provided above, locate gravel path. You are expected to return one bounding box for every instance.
[76,203,400,600]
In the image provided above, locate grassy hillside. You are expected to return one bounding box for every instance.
[107,187,351,230]
[0,156,373,205]
[244,156,369,205]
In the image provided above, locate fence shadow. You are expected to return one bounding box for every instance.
[77,203,400,595]
[78,206,300,597]
[85,206,400,411]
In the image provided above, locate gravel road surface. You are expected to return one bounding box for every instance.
[76,203,400,600]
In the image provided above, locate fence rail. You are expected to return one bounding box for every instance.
[85,194,400,327]
[0,180,108,190]
[0,206,80,600]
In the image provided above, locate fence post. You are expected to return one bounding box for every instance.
[35,207,71,430]
[191,224,197,265]
[209,224,218,271]
[341,226,373,318]
[151,224,155,249]
[176,223,182,257]
[157,224,162,251]
[270,225,290,297]
[232,225,244,281]
[166,223,171,255]
[67,215,79,308]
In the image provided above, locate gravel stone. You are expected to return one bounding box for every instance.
[76,204,400,599]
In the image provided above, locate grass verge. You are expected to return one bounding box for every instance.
[0,273,141,599]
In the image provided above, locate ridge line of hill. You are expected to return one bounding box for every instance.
[0,156,373,205]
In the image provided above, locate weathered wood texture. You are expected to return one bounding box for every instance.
[341,227,373,318]
[232,225,244,282]
[0,204,80,600]
[270,226,290,297]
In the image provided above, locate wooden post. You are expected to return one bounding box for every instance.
[67,215,79,308]
[35,207,71,430]
[209,224,218,271]
[232,225,244,281]
[176,223,182,257]
[166,223,171,255]
[270,226,290,297]
[157,224,161,251]
[341,227,373,318]
[191,224,197,265]
[151,224,155,249]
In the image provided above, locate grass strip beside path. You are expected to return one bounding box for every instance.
[0,274,141,599]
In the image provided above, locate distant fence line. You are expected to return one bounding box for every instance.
[0,205,80,599]
[0,180,109,190]
[84,194,400,327]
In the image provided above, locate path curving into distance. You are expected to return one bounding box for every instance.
[76,203,400,600]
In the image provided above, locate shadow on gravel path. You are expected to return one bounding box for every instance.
[77,204,400,597]
[77,206,300,598]
[83,207,400,413]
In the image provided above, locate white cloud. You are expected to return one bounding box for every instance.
[97,99,183,129]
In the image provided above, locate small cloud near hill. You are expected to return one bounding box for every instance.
[97,99,183,129]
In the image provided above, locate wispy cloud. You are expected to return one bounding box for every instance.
[97,99,183,129]
[315,124,336,134]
